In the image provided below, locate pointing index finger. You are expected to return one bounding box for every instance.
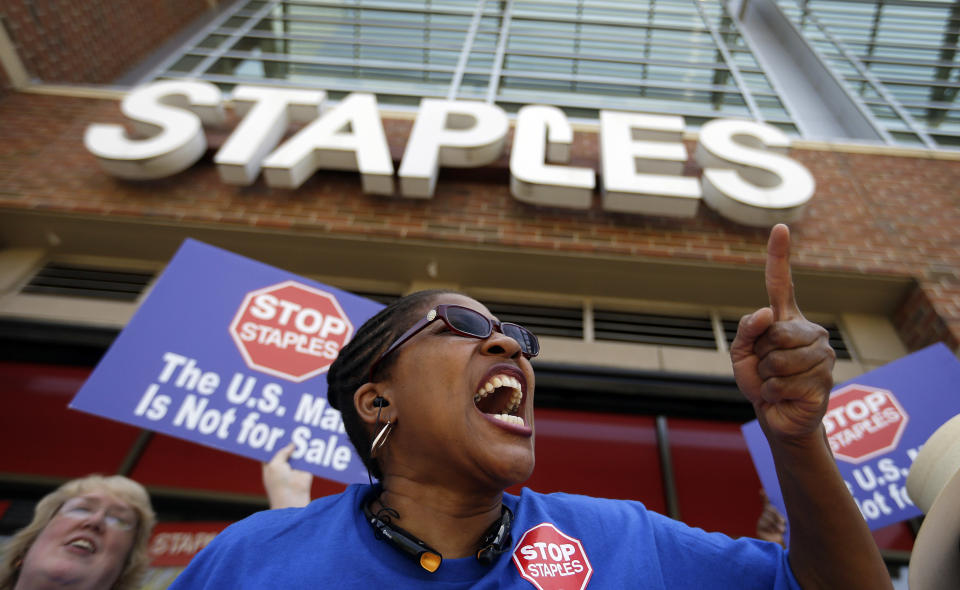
[765,224,800,321]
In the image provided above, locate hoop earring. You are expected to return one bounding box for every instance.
[370,420,393,458]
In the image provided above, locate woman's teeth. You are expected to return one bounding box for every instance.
[474,374,524,415]
[68,539,95,553]
[491,413,526,426]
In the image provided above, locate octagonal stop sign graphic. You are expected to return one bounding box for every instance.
[823,384,908,464]
[229,281,354,382]
[513,523,593,590]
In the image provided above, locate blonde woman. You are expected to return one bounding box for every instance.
[0,475,155,590]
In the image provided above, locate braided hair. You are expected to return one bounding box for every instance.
[327,289,457,480]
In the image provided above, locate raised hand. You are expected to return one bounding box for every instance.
[755,489,786,547]
[262,442,313,509]
[730,224,835,441]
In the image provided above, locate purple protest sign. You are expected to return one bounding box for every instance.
[69,239,384,484]
[743,342,960,531]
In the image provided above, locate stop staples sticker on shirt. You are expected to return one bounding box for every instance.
[513,523,593,590]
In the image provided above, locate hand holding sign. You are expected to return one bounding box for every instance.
[730,224,835,441]
[262,442,313,509]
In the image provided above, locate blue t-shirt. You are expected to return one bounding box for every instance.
[169,485,799,589]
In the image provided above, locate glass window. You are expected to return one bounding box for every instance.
[756,95,790,119]
[931,131,960,146]
[890,131,924,145]
[198,34,230,50]
[769,121,799,136]
[778,0,960,148]
[222,16,250,29]
[169,55,206,73]
[147,0,789,129]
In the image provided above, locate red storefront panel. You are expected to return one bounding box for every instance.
[0,362,142,478]
[128,434,348,499]
[667,417,763,538]
[0,361,918,552]
[872,521,915,552]
[669,416,915,551]
[128,434,265,496]
[513,408,664,513]
[148,521,231,566]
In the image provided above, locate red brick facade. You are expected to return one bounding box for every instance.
[0,61,9,94]
[0,0,217,84]
[0,90,958,351]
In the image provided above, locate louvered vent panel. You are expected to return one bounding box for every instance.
[484,302,583,339]
[594,310,717,349]
[21,263,154,302]
[721,319,852,360]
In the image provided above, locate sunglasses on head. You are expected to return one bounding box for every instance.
[369,304,540,380]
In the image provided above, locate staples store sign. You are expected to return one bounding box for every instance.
[84,80,815,227]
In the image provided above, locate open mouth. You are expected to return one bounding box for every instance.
[66,537,96,554]
[474,371,525,427]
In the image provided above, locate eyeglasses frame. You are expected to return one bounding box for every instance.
[368,304,538,381]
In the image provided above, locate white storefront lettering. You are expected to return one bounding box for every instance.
[84,80,815,227]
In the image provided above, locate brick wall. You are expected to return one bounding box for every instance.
[894,286,955,351]
[0,60,9,96]
[0,91,958,351]
[0,1,216,84]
